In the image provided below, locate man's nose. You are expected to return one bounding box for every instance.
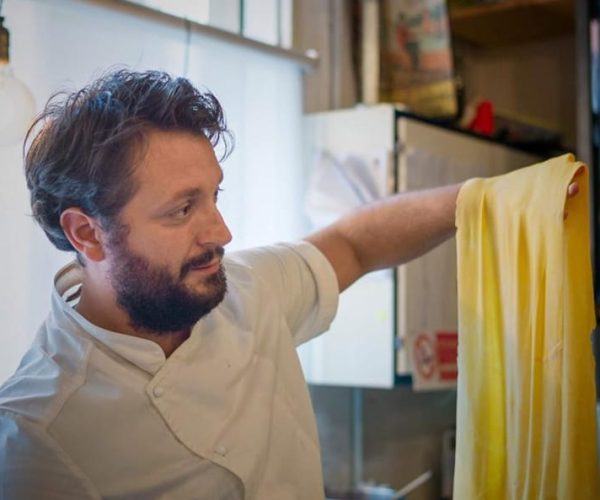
[204,207,232,247]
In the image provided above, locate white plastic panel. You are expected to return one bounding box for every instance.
[299,105,397,388]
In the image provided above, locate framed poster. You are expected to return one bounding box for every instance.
[379,0,457,117]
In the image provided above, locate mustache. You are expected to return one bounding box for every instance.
[180,246,225,277]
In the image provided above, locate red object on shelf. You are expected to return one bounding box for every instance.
[468,100,495,136]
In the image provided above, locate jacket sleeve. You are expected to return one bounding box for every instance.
[0,411,101,500]
[227,241,339,346]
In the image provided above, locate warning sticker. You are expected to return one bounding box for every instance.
[409,330,458,391]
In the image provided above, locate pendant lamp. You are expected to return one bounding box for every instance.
[0,2,35,147]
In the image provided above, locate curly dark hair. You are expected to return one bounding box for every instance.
[24,68,232,256]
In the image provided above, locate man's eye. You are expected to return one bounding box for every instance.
[214,187,224,202]
[171,204,192,219]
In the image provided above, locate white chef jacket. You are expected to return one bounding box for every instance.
[0,241,339,500]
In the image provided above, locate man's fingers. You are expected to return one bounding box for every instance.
[567,182,579,197]
[567,164,586,196]
[565,181,579,219]
[564,166,585,219]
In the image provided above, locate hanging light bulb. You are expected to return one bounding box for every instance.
[0,7,35,147]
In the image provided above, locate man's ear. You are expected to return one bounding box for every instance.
[60,208,106,262]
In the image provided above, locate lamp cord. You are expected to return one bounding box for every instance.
[183,18,191,78]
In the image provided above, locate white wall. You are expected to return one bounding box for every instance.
[0,0,305,382]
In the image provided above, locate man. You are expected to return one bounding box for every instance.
[0,69,579,499]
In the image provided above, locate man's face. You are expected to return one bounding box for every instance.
[104,130,232,334]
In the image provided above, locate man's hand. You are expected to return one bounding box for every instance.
[564,166,584,220]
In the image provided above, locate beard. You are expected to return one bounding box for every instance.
[106,227,227,334]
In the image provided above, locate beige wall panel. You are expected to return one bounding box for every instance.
[294,0,357,112]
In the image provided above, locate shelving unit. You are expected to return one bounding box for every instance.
[449,0,575,46]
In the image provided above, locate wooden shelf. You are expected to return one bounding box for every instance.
[449,0,575,46]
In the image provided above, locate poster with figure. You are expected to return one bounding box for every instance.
[379,0,457,117]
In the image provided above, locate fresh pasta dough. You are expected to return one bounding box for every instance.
[454,153,599,499]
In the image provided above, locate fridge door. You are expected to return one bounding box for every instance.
[298,108,541,389]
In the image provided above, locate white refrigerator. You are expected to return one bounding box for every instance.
[298,104,540,390]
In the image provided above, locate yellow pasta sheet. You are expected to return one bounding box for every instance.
[454,154,599,499]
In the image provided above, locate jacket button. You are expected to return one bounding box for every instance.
[153,386,164,398]
[215,445,227,456]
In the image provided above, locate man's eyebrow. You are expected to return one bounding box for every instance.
[157,171,224,211]
[168,187,202,203]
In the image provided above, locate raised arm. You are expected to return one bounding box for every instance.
[305,183,461,292]
[307,168,582,293]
